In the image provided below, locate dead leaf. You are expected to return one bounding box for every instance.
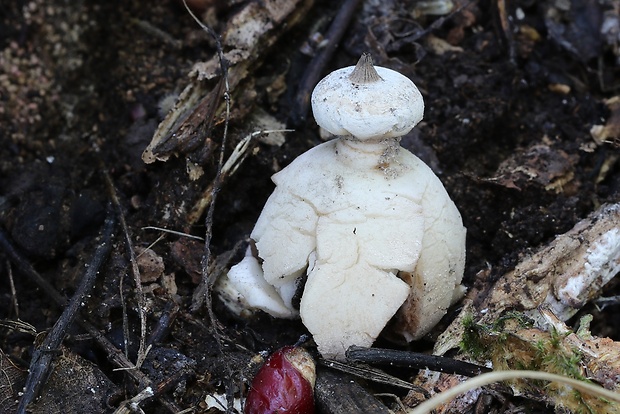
[487,143,578,194]
[591,96,620,147]
[28,349,120,414]
[545,0,604,62]
[136,247,165,283]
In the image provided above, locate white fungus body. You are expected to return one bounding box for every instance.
[311,65,424,140]
[228,138,465,358]
[226,55,466,359]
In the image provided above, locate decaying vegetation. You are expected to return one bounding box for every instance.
[1,0,619,412]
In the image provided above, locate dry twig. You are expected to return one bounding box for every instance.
[13,210,116,413]
[105,172,150,370]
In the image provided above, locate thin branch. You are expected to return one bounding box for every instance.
[182,2,235,412]
[142,226,204,241]
[181,0,231,315]
[186,129,293,228]
[290,0,362,125]
[16,209,116,413]
[0,216,183,413]
[7,260,19,318]
[119,261,130,359]
[105,172,149,369]
[147,302,180,347]
[346,346,491,377]
[320,359,424,392]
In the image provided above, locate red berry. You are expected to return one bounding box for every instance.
[244,346,316,414]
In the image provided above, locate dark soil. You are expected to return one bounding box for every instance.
[1,0,619,413]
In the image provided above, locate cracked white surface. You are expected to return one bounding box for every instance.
[224,55,466,358]
[311,64,424,140]
[227,137,466,358]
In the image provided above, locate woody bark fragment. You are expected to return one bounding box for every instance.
[408,204,620,413]
[142,0,313,164]
[473,202,620,326]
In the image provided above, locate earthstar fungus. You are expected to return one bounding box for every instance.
[225,54,466,359]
